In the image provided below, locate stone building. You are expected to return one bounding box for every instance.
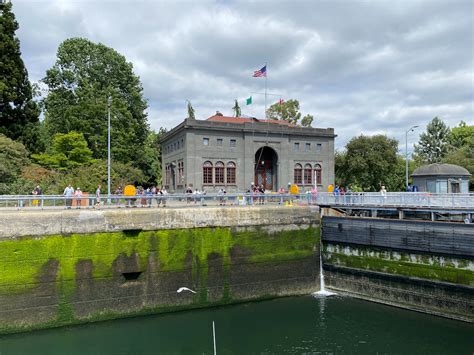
[160,114,336,193]
[411,163,471,193]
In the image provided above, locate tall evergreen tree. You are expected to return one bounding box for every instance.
[42,38,149,163]
[0,1,40,152]
[414,117,451,163]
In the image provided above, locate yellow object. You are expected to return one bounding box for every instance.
[289,184,299,194]
[123,185,137,196]
[327,184,334,193]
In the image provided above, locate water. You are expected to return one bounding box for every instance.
[0,296,472,354]
[313,241,336,297]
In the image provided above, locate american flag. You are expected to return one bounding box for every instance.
[253,65,267,77]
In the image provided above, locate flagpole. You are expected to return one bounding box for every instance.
[264,62,267,119]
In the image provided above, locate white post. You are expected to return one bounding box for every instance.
[107,96,112,205]
[212,321,217,355]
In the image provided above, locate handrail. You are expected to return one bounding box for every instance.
[0,192,472,210]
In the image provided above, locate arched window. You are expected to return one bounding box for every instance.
[294,163,303,185]
[314,164,322,185]
[226,161,236,184]
[215,161,225,184]
[203,161,213,184]
[304,164,312,185]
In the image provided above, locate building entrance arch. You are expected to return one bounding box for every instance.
[255,146,278,191]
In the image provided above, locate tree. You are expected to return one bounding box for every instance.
[414,117,451,163]
[0,2,40,152]
[336,135,399,191]
[444,121,474,190]
[42,38,149,163]
[135,130,163,185]
[266,99,314,126]
[449,121,474,149]
[0,134,30,194]
[31,131,93,170]
[232,99,241,117]
[301,114,314,127]
[187,101,195,119]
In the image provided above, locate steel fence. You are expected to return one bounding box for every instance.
[0,192,472,210]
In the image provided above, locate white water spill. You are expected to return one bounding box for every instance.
[312,243,336,297]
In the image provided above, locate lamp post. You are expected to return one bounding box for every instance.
[405,125,418,191]
[107,96,112,204]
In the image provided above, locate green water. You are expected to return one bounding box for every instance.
[0,296,472,354]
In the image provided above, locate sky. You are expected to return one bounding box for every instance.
[11,0,474,151]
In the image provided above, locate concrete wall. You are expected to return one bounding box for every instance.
[321,216,474,322]
[0,206,320,334]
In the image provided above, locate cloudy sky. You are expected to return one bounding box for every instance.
[12,0,474,151]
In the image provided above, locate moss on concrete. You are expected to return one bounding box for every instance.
[324,245,474,286]
[0,224,320,334]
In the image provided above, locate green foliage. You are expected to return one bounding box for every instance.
[444,121,474,189]
[266,99,313,126]
[449,121,473,149]
[232,99,241,117]
[42,38,149,163]
[32,131,93,170]
[267,99,300,124]
[336,135,399,191]
[414,117,451,163]
[132,130,162,186]
[0,134,30,193]
[300,114,314,127]
[0,2,40,152]
[187,101,195,119]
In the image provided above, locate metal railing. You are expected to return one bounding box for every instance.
[0,192,472,210]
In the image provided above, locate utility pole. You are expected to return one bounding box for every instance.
[405,125,418,191]
[107,96,112,204]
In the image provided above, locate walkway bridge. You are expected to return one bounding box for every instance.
[0,192,473,222]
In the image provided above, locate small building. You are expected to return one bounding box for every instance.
[160,114,336,193]
[411,163,471,193]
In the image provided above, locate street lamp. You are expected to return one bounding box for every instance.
[405,125,418,191]
[107,96,112,204]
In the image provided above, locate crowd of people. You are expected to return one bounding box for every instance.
[27,180,410,210]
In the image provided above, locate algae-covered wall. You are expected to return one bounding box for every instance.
[0,207,320,334]
[321,216,474,322]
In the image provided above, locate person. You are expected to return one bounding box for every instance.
[346,185,353,204]
[63,184,74,209]
[161,187,168,207]
[74,187,83,209]
[333,185,340,204]
[218,188,226,206]
[95,184,101,209]
[185,185,193,204]
[310,185,318,205]
[380,185,387,205]
[31,188,38,207]
[278,186,286,205]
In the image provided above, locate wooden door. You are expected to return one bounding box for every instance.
[255,160,273,190]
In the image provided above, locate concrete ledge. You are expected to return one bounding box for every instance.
[0,206,320,239]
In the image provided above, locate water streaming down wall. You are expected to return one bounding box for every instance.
[321,216,474,322]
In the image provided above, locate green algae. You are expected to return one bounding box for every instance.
[0,224,320,334]
[324,246,474,286]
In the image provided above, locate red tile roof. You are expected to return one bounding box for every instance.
[206,115,296,127]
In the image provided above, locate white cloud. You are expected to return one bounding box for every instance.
[12,0,474,151]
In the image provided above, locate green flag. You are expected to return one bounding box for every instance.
[246,96,252,105]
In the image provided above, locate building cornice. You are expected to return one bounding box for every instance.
[161,118,336,143]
